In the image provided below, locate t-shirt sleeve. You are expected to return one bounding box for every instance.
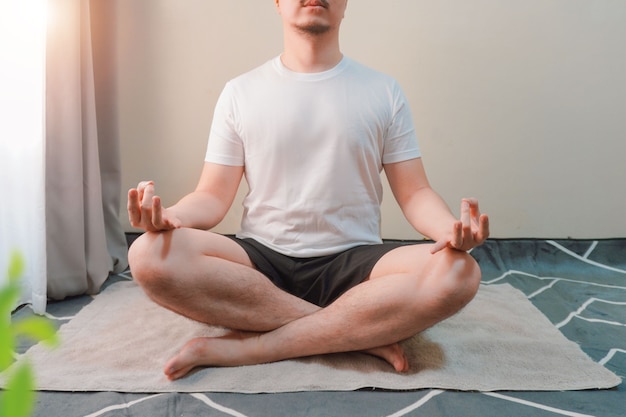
[205,82,245,166]
[381,82,421,164]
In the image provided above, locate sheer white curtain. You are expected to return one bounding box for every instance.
[0,0,48,314]
[0,0,128,312]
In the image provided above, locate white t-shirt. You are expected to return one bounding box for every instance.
[205,56,420,257]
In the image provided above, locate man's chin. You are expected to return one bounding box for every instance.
[296,23,331,35]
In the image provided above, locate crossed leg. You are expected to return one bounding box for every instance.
[128,228,481,380]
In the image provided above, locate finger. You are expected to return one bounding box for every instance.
[470,214,490,246]
[476,213,490,242]
[141,183,155,208]
[137,186,155,230]
[127,188,139,211]
[461,199,471,226]
[127,189,141,227]
[466,198,481,227]
[136,181,154,203]
[460,200,472,242]
[137,180,153,190]
[451,221,463,249]
[152,196,163,228]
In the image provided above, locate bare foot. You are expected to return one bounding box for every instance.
[164,331,261,381]
[364,343,410,372]
[164,333,409,381]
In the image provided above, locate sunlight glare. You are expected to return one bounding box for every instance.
[0,0,48,147]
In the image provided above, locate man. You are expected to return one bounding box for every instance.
[128,0,489,381]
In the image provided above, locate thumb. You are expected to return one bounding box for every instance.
[430,239,449,254]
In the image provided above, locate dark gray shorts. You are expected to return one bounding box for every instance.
[229,237,409,307]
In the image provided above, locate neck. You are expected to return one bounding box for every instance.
[281,28,342,73]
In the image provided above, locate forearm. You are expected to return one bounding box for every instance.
[400,187,457,242]
[167,191,230,230]
[166,162,243,230]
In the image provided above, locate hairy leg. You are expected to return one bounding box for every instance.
[163,245,481,379]
[128,228,319,331]
[130,229,408,377]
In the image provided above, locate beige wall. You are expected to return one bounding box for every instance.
[107,0,626,239]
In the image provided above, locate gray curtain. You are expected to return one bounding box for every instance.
[45,0,128,300]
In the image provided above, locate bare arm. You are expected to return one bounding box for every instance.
[128,162,244,232]
[384,158,489,253]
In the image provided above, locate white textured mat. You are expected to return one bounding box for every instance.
[3,281,620,393]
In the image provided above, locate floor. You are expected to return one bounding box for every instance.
[7,239,626,417]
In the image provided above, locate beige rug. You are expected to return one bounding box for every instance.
[2,281,620,393]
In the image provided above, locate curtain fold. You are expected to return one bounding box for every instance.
[45,0,127,300]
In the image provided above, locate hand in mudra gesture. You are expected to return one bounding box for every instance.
[127,181,182,232]
[431,198,489,254]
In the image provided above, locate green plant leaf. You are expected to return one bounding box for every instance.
[13,316,59,348]
[0,282,20,317]
[0,361,36,417]
[7,251,25,284]
[0,320,15,371]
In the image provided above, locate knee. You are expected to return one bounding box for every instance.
[127,231,172,288]
[427,249,482,315]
